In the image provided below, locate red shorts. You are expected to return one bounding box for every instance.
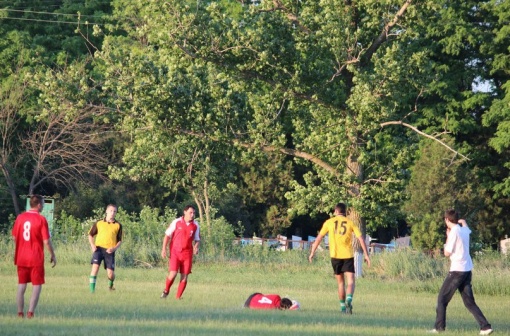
[17,266,45,285]
[169,252,193,274]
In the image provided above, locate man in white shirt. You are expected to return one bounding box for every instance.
[431,209,492,335]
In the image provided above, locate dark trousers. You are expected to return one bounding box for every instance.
[434,271,491,331]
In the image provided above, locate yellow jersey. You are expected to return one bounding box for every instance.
[88,220,122,249]
[319,215,361,259]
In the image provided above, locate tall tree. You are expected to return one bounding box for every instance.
[0,0,114,220]
[103,0,474,234]
[404,139,485,250]
[26,60,116,197]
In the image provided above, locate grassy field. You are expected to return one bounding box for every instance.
[1,255,509,336]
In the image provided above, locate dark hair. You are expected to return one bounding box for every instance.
[280,298,292,309]
[106,204,117,210]
[335,203,346,215]
[444,209,459,223]
[29,195,44,208]
[183,204,195,212]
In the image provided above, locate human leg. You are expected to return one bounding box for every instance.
[89,263,100,292]
[458,272,492,331]
[16,283,27,316]
[176,255,192,299]
[104,251,116,290]
[334,274,346,312]
[106,268,115,290]
[176,273,189,299]
[27,266,45,316]
[90,248,104,292]
[27,285,42,316]
[434,272,463,331]
[334,273,346,300]
[161,255,180,298]
[345,271,355,314]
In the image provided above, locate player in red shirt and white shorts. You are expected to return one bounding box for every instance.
[11,195,56,318]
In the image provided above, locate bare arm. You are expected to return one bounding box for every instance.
[88,235,96,252]
[44,239,57,268]
[193,240,200,255]
[308,234,324,262]
[357,235,371,267]
[458,219,468,227]
[161,234,171,259]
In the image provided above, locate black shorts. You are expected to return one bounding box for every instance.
[331,258,355,274]
[91,247,116,270]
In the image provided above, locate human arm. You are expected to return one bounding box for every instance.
[357,235,371,267]
[161,234,171,259]
[88,222,98,252]
[88,234,97,252]
[458,219,468,227]
[308,234,324,262]
[193,224,200,255]
[161,220,176,258]
[193,240,200,255]
[443,222,458,257]
[44,238,57,268]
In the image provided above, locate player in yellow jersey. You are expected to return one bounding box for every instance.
[88,204,122,293]
[309,203,370,314]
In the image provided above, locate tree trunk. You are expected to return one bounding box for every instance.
[1,164,20,214]
[192,191,205,229]
[346,150,367,277]
[203,178,211,238]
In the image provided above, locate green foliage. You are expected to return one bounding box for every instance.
[112,206,177,267]
[481,0,510,196]
[410,214,447,251]
[55,183,122,220]
[404,139,488,249]
[53,210,88,243]
[200,215,239,258]
[2,0,510,245]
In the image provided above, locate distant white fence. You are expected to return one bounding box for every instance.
[501,238,510,255]
[233,235,311,250]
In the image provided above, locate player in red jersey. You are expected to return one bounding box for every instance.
[244,293,299,310]
[160,205,200,299]
[11,195,56,318]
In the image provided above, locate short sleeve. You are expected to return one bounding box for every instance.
[194,223,200,241]
[88,222,98,236]
[165,219,177,236]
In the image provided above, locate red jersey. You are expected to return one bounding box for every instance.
[12,210,51,267]
[167,217,199,254]
[245,293,282,309]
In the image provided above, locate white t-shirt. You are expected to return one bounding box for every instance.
[444,224,473,272]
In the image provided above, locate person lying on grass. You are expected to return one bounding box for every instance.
[244,293,300,310]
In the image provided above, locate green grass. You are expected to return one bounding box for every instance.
[1,255,509,336]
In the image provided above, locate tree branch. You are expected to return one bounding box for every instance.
[380,120,470,160]
[361,0,412,65]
